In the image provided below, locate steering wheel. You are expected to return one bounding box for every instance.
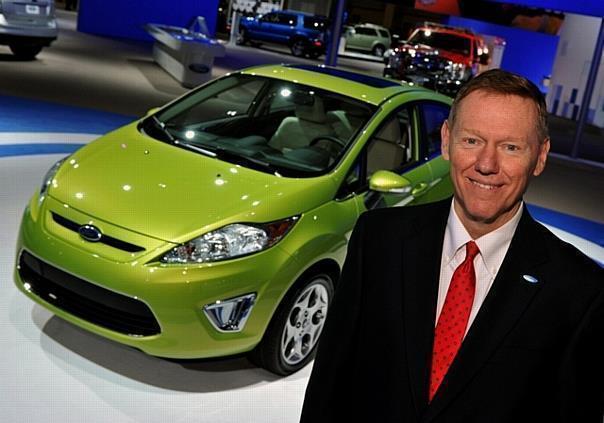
[309,135,347,149]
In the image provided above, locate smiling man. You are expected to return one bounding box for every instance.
[301,69,604,422]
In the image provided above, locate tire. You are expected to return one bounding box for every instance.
[290,39,307,57]
[236,28,248,45]
[372,44,385,57]
[10,44,42,60]
[249,272,334,375]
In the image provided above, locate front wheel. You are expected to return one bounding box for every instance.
[249,272,334,375]
[10,44,42,60]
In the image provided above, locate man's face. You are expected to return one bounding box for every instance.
[441,90,550,236]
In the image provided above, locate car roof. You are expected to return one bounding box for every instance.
[239,64,439,105]
[356,23,389,31]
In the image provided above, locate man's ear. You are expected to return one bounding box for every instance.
[533,137,550,177]
[441,120,451,161]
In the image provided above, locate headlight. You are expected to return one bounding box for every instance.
[161,217,299,264]
[40,157,68,199]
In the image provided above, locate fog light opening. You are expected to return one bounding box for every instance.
[203,293,257,332]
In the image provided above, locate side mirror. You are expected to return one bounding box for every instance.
[146,107,160,116]
[369,170,412,194]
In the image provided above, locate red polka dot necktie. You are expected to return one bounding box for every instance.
[429,240,480,401]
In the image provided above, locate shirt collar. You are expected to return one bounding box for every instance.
[445,199,524,276]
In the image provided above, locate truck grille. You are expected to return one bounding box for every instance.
[18,250,160,337]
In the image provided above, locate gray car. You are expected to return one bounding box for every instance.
[0,0,57,59]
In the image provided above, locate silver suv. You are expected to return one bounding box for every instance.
[0,0,57,59]
[344,23,391,57]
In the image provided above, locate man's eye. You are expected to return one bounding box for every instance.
[504,144,520,151]
[465,138,477,145]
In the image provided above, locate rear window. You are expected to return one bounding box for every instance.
[304,16,327,30]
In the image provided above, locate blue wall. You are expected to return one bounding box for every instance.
[486,0,604,18]
[78,0,220,41]
[446,16,559,93]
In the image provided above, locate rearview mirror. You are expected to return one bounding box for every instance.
[369,170,412,194]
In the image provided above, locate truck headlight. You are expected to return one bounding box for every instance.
[161,217,299,264]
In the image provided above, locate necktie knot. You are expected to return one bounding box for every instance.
[465,241,480,262]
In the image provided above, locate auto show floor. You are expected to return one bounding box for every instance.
[0,10,603,423]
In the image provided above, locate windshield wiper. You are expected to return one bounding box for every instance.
[191,142,279,174]
[150,115,176,143]
[174,140,218,158]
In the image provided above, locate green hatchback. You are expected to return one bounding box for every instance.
[14,64,452,375]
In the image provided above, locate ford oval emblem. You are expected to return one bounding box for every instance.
[78,224,102,242]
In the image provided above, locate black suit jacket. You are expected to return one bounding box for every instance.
[300,199,604,422]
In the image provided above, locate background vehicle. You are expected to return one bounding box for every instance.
[0,0,57,59]
[344,23,391,57]
[14,64,452,376]
[238,10,327,58]
[384,23,490,96]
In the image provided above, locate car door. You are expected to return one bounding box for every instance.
[254,12,279,42]
[335,103,435,213]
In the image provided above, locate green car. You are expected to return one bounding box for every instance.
[14,64,452,375]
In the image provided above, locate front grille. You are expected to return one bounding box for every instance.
[18,250,161,336]
[52,212,145,253]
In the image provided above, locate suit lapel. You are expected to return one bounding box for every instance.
[402,199,450,416]
[423,209,549,421]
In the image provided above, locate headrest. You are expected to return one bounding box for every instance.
[295,96,327,123]
[375,118,401,144]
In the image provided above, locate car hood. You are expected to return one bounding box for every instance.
[402,42,470,65]
[49,123,335,243]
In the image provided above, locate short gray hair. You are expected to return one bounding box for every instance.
[448,69,549,142]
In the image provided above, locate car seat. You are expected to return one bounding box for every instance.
[367,117,411,174]
[269,96,335,151]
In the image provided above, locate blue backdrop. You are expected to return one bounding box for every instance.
[446,16,559,93]
[486,0,604,18]
[78,0,220,41]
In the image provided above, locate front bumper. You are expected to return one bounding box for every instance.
[14,194,301,359]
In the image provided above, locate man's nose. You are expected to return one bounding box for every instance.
[474,144,499,174]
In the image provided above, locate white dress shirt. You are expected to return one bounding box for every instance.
[436,199,524,335]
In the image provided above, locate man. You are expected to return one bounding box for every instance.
[300,69,604,422]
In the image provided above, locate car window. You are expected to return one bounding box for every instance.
[355,27,377,36]
[378,29,390,38]
[277,13,296,26]
[366,107,413,176]
[260,13,276,23]
[303,16,327,30]
[419,102,449,159]
[149,74,376,177]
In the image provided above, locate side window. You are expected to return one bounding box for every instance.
[261,13,276,23]
[277,13,296,26]
[355,27,375,36]
[420,102,449,159]
[378,30,390,38]
[366,107,413,176]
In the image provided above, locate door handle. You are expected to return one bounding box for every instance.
[411,182,429,196]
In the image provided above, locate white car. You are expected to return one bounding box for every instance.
[0,0,57,59]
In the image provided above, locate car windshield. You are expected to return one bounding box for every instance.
[408,29,471,56]
[140,74,376,177]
